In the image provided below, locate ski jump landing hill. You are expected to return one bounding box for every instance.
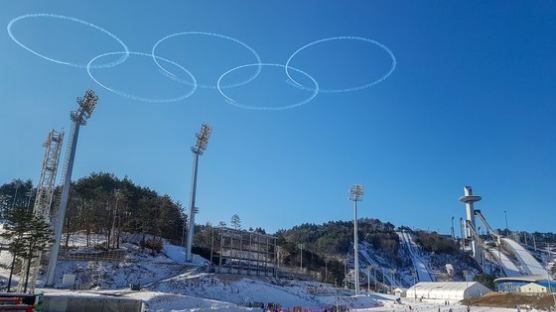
[498,237,548,276]
[397,231,434,282]
[473,210,549,277]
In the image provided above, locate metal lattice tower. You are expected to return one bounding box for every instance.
[45,90,98,287]
[18,129,64,293]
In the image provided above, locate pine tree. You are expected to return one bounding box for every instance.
[0,206,31,292]
[231,214,241,230]
[22,214,52,292]
[0,206,52,292]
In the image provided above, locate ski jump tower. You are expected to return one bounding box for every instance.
[45,90,98,287]
[18,130,64,293]
[459,186,483,263]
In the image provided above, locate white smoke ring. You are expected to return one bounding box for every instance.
[285,36,397,93]
[152,31,262,89]
[217,63,319,111]
[87,51,198,103]
[7,13,130,69]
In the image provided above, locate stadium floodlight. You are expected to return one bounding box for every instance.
[192,123,212,155]
[45,90,98,286]
[185,123,212,262]
[72,89,98,123]
[349,184,364,296]
[350,184,364,202]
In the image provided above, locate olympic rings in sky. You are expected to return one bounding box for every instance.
[87,51,197,103]
[7,13,129,69]
[284,36,397,93]
[7,13,397,109]
[217,63,319,111]
[151,31,262,89]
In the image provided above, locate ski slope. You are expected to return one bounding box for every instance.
[486,247,521,277]
[500,238,548,276]
[398,232,433,282]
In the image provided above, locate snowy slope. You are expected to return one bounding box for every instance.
[398,231,434,282]
[501,238,548,276]
[485,247,521,277]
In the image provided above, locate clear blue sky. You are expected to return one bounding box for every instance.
[1,1,555,234]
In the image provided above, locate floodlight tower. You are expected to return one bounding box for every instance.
[459,186,482,262]
[185,123,212,262]
[350,184,364,296]
[45,90,98,287]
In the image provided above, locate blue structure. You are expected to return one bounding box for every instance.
[495,275,556,293]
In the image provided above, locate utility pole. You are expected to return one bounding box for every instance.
[46,90,97,287]
[504,210,509,230]
[185,123,211,262]
[324,257,328,282]
[350,184,364,296]
[451,216,455,239]
[367,266,371,295]
[298,243,304,271]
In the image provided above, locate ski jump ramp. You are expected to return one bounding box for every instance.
[398,231,434,282]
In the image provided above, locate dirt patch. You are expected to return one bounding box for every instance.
[462,292,555,310]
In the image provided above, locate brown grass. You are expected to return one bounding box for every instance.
[462,292,556,310]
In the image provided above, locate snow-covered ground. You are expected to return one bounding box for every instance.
[0,234,542,311]
[356,300,521,312]
[500,238,548,276]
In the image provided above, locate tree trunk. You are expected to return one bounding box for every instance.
[7,253,16,292]
[23,250,33,293]
[86,228,90,247]
[65,232,71,248]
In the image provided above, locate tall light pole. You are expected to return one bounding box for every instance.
[504,210,509,230]
[185,123,212,262]
[46,90,98,287]
[350,184,364,296]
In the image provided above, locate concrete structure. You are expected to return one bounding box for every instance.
[459,186,482,262]
[406,281,491,303]
[520,282,548,294]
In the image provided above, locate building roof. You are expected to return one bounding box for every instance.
[407,281,485,292]
[520,282,547,289]
[494,275,548,283]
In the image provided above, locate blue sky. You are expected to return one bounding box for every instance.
[1,1,555,233]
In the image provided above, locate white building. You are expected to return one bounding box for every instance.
[520,282,548,294]
[406,282,491,303]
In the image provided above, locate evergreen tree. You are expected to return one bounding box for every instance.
[21,215,52,292]
[0,206,52,292]
[231,214,241,230]
[0,206,31,292]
